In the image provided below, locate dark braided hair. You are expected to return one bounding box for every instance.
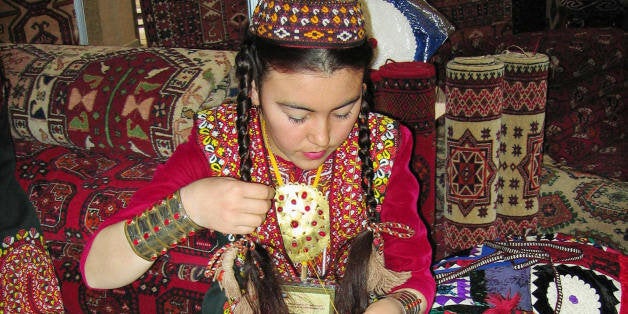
[234,27,378,313]
[235,35,259,183]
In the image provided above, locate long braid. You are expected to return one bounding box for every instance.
[357,99,379,222]
[234,37,290,314]
[335,93,379,313]
[235,40,254,182]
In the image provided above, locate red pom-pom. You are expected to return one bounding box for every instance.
[368,37,378,49]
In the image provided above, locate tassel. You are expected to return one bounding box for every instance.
[366,244,411,295]
[212,247,255,314]
[207,237,287,314]
[237,279,258,314]
[213,247,241,299]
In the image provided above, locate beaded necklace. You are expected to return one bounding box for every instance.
[260,117,330,281]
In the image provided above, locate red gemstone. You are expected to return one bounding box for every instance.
[292,241,298,247]
[173,213,181,220]
[164,219,170,225]
[302,192,308,198]
[306,236,312,241]
[279,195,285,201]
[277,206,283,212]
[305,205,311,211]
[291,221,299,228]
[133,239,140,246]
[153,226,160,232]
[143,233,149,240]
[311,221,317,226]
[319,231,326,237]
[291,199,297,205]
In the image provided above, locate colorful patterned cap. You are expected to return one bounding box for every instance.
[250,0,367,48]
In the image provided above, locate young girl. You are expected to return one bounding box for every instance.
[82,0,435,313]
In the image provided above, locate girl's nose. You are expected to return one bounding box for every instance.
[307,118,330,148]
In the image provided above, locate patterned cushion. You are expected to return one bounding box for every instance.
[0,43,238,159]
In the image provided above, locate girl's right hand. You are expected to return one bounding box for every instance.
[179,177,275,234]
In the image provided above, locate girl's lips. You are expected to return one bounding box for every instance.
[303,151,326,160]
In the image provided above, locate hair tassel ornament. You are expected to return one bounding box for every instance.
[205,236,259,313]
[366,222,414,295]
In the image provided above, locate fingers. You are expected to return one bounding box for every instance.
[238,196,274,215]
[242,181,276,201]
[226,185,272,233]
[181,177,276,235]
[222,179,274,217]
[226,213,267,234]
[221,183,273,234]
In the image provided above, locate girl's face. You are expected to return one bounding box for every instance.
[251,68,364,170]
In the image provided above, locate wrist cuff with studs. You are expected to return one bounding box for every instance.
[124,190,202,261]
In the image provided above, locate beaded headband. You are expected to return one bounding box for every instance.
[249,0,367,48]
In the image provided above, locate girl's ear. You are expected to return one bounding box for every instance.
[250,80,260,107]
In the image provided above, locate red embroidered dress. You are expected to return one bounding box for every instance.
[81,103,435,307]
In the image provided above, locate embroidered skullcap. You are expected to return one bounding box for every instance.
[250,0,367,48]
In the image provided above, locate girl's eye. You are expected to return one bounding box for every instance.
[288,116,306,124]
[335,112,352,120]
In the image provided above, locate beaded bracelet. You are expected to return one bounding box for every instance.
[387,290,422,314]
[124,190,203,261]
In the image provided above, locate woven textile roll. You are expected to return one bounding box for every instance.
[371,61,437,226]
[494,51,549,237]
[444,56,504,251]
